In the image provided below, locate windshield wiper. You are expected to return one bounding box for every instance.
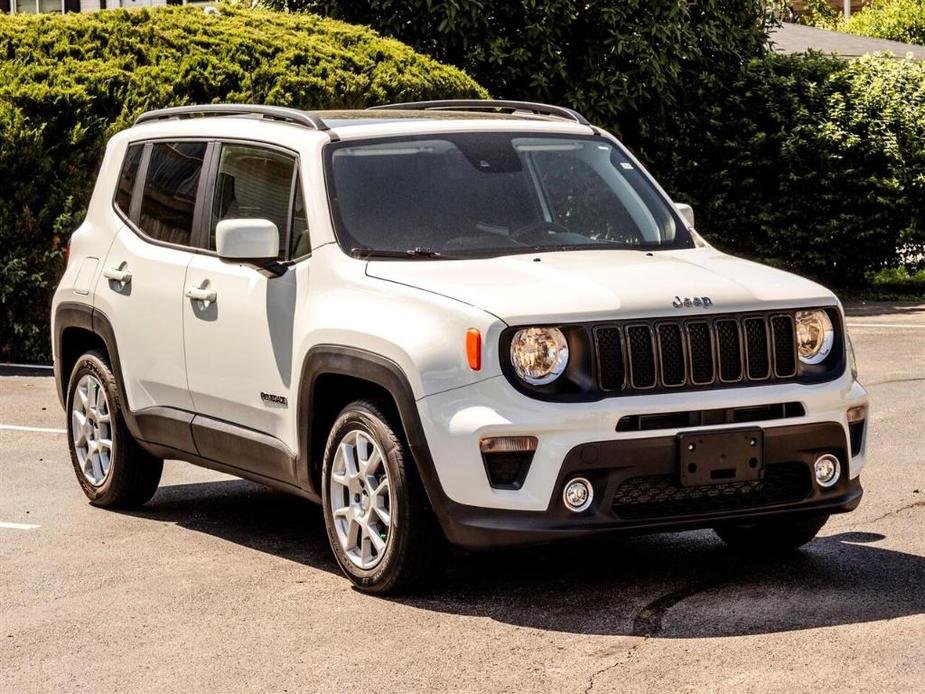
[351,247,456,260]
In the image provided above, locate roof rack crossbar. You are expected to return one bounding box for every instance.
[134,104,329,131]
[368,99,590,126]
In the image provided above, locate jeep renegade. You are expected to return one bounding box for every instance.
[52,101,868,593]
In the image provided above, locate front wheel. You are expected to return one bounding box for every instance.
[321,399,443,594]
[713,513,829,553]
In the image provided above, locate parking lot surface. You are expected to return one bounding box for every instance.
[1,303,924,693]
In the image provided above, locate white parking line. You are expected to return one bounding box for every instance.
[846,323,925,329]
[0,424,67,434]
[0,521,40,530]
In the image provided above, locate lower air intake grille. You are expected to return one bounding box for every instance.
[611,461,811,520]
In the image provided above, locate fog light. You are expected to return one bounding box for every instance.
[813,453,841,488]
[563,477,593,512]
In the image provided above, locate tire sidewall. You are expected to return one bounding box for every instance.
[65,352,123,504]
[321,405,410,591]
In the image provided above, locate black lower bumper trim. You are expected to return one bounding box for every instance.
[436,421,862,549]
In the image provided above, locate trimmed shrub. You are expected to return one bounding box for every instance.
[666,52,925,285]
[805,0,925,46]
[0,6,484,362]
[272,0,771,157]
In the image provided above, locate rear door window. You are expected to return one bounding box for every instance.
[138,142,207,246]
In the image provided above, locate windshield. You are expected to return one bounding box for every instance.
[325,133,693,258]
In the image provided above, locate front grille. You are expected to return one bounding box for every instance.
[595,312,803,394]
[611,461,811,520]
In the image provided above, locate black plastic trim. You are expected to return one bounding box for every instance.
[296,345,453,524]
[439,421,861,549]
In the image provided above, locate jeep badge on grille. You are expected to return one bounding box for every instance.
[673,296,713,308]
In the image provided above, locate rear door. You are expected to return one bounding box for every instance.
[94,141,208,428]
[182,141,308,480]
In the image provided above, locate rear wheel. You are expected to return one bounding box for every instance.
[321,399,443,594]
[66,351,163,507]
[713,513,829,553]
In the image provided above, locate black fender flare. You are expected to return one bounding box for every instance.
[54,302,146,442]
[296,345,452,525]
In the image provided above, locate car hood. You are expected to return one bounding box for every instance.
[365,247,836,324]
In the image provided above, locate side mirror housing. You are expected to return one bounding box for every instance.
[215,219,283,274]
[675,202,694,228]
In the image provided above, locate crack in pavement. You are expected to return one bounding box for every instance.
[583,637,648,694]
[582,576,726,692]
[863,499,925,525]
[864,377,925,387]
[630,577,724,637]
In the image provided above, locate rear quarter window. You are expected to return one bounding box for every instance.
[114,144,144,217]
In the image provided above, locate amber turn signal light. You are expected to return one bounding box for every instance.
[466,328,481,371]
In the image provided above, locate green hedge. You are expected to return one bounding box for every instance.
[803,0,925,46]
[275,0,771,159]
[666,52,925,285]
[0,6,484,363]
[281,1,925,288]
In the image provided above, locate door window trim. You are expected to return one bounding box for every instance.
[113,136,310,259]
[111,137,214,255]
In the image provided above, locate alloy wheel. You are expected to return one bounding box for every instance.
[72,374,113,487]
[329,429,393,570]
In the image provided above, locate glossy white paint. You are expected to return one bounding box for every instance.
[215,218,280,260]
[52,110,869,512]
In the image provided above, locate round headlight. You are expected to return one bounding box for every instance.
[795,310,835,365]
[510,327,569,385]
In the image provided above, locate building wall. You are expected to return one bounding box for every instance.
[791,0,871,15]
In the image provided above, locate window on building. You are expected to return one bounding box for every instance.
[138,141,207,247]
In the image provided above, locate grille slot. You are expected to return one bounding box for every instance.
[770,315,797,377]
[595,327,625,391]
[687,321,714,385]
[593,311,804,393]
[657,324,686,387]
[626,326,656,389]
[611,461,811,520]
[715,319,743,382]
[743,317,771,380]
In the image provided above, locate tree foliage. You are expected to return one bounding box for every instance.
[0,6,483,362]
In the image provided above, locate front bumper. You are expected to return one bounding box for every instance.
[414,372,868,548]
[434,422,862,549]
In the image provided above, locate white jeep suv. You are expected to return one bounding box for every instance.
[52,101,869,593]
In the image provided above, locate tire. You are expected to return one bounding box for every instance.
[321,399,443,594]
[65,350,163,508]
[713,513,829,554]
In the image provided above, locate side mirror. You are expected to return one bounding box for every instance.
[215,219,283,274]
[675,203,694,228]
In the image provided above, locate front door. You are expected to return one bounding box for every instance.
[182,142,306,481]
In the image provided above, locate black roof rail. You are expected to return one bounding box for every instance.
[134,104,330,131]
[368,99,591,126]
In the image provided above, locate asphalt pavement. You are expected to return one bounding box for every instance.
[1,302,924,693]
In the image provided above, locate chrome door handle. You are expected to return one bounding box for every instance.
[185,285,217,304]
[103,267,132,285]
